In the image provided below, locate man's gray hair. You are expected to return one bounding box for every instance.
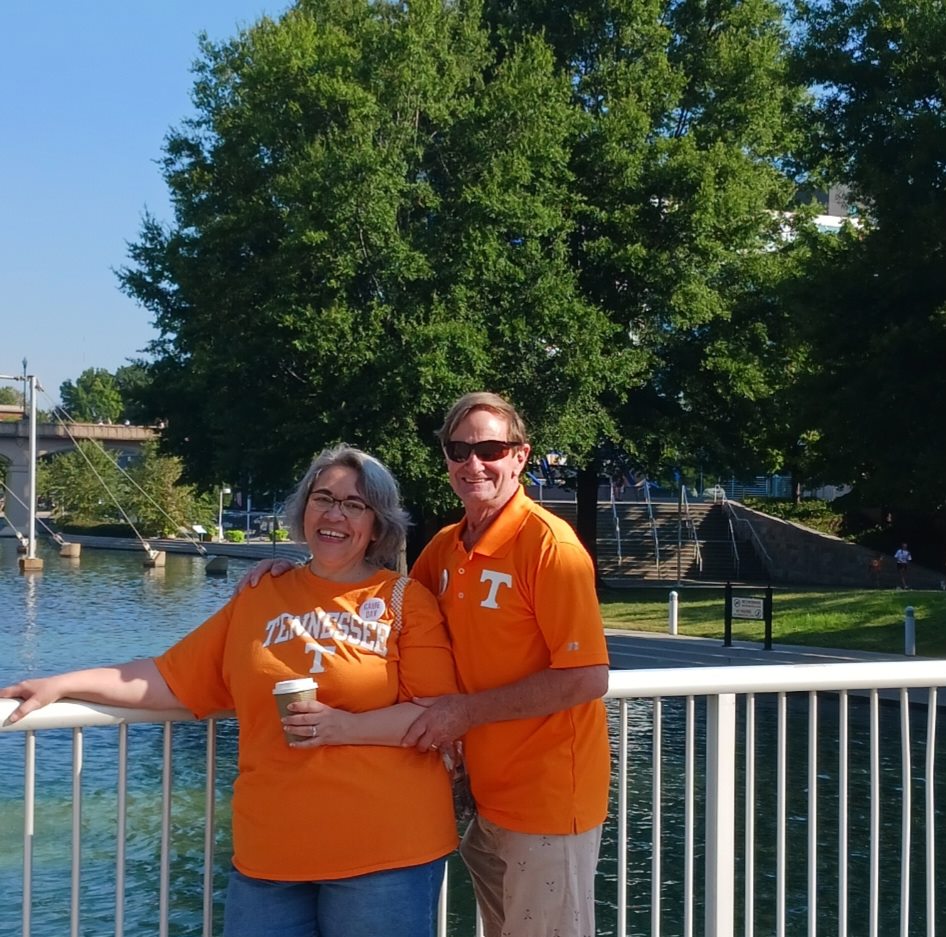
[283,444,409,569]
[436,392,530,446]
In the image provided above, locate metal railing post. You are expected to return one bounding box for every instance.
[904,606,916,656]
[705,693,736,937]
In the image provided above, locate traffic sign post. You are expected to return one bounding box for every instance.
[724,583,774,649]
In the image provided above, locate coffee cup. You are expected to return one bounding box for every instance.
[273,677,318,742]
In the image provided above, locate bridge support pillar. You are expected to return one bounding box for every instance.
[1,460,31,536]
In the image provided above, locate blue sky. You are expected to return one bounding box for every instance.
[1,2,290,405]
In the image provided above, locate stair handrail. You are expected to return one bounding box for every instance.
[725,513,741,578]
[609,482,623,566]
[680,487,703,577]
[640,476,660,577]
[723,500,773,577]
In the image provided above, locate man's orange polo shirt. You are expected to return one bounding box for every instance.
[412,487,611,835]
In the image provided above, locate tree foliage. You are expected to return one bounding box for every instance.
[38,441,124,524]
[485,0,808,477]
[119,0,626,518]
[0,387,24,407]
[59,368,124,424]
[122,441,216,537]
[118,0,809,537]
[113,362,154,424]
[38,440,215,537]
[791,0,946,519]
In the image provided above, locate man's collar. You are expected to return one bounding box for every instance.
[456,487,531,558]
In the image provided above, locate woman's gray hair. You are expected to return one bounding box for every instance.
[283,444,409,569]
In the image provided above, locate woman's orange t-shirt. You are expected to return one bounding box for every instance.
[154,567,458,881]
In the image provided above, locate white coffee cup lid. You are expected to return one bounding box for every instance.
[273,678,318,694]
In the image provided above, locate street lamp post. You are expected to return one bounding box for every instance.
[218,485,231,542]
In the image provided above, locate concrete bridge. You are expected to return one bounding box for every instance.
[0,420,156,535]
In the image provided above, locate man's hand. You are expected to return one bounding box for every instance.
[234,557,298,594]
[402,694,473,752]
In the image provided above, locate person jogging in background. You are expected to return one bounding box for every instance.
[894,542,912,589]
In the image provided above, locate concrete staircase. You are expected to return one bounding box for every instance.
[539,499,770,585]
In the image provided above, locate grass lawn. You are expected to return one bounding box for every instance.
[599,586,946,657]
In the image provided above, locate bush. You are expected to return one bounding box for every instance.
[59,522,138,538]
[225,529,245,543]
[271,528,290,542]
[742,497,846,538]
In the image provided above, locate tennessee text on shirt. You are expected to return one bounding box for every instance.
[261,608,392,672]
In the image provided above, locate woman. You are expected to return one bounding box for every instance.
[0,445,458,937]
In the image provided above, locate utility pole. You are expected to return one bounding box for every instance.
[0,370,44,570]
[24,373,41,568]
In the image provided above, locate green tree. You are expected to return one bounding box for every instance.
[119,0,808,560]
[38,441,124,524]
[119,0,623,527]
[791,0,946,521]
[483,0,809,544]
[123,441,216,537]
[59,368,124,424]
[0,387,24,407]
[114,362,155,425]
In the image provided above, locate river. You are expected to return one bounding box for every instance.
[1,538,944,935]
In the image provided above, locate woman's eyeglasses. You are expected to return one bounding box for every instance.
[443,440,521,463]
[307,492,372,519]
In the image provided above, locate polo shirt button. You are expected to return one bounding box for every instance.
[458,592,465,598]
[458,567,465,574]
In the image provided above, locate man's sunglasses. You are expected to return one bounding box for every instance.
[443,439,521,463]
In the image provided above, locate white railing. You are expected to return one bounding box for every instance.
[3,659,946,937]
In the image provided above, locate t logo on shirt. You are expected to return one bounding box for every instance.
[480,569,512,609]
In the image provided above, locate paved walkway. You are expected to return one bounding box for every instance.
[605,630,945,708]
[605,629,928,670]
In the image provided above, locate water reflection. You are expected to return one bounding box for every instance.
[19,567,41,670]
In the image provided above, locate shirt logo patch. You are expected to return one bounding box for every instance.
[480,569,513,609]
[359,597,386,621]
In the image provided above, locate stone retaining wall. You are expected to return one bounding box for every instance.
[727,501,944,589]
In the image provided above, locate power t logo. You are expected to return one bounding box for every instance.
[479,570,512,609]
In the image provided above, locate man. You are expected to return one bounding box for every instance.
[406,392,610,937]
[894,542,912,589]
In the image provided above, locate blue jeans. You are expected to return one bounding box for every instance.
[222,858,446,937]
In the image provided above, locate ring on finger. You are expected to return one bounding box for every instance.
[311,725,318,738]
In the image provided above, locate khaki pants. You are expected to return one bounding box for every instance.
[459,814,602,937]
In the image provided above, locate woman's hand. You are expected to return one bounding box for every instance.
[283,699,358,747]
[0,675,70,725]
[283,700,451,750]
[233,558,298,595]
[2,661,181,727]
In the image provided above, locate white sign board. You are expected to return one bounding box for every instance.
[732,596,765,620]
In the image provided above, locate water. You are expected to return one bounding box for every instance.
[0,539,248,936]
[2,539,945,935]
